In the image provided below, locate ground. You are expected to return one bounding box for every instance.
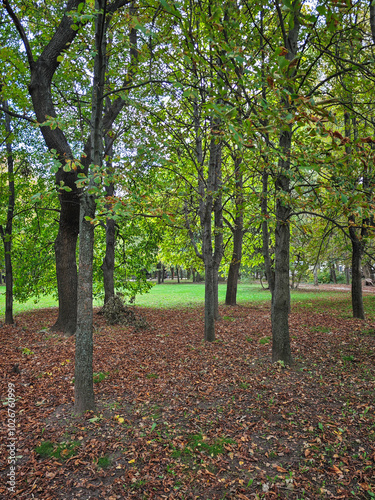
[0,289,375,499]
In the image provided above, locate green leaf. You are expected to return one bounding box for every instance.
[278,56,289,70]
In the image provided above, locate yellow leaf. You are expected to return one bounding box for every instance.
[118,417,124,424]
[128,459,135,463]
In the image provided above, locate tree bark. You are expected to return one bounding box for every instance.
[345,266,350,285]
[204,260,215,342]
[271,4,300,365]
[330,264,337,284]
[74,0,107,414]
[225,154,244,306]
[74,193,96,414]
[349,218,365,319]
[0,101,15,324]
[261,171,275,297]
[101,125,115,304]
[272,183,292,365]
[225,226,243,305]
[102,213,116,304]
[345,113,366,319]
[313,265,319,286]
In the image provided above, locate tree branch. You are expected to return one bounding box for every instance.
[3,0,34,68]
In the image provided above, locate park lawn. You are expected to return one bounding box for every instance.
[1,289,375,499]
[134,281,349,309]
[2,281,375,322]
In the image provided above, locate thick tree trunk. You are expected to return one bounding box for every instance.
[52,219,79,334]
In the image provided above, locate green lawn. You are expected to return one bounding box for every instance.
[134,281,350,309]
[2,281,374,320]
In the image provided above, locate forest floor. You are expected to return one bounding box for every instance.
[1,292,375,499]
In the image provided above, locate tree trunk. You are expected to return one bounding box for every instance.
[345,114,366,320]
[330,264,337,284]
[226,154,244,306]
[74,0,107,414]
[261,171,275,297]
[74,193,96,414]
[313,265,319,286]
[272,194,292,365]
[157,263,161,284]
[271,5,300,366]
[345,266,350,285]
[349,219,365,319]
[225,236,242,305]
[204,261,215,342]
[52,210,79,335]
[0,101,15,324]
[101,91,116,304]
[102,215,115,304]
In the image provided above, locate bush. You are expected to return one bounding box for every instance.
[101,295,149,331]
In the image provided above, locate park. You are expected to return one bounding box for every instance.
[1,0,375,498]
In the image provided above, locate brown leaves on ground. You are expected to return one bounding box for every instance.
[0,298,375,499]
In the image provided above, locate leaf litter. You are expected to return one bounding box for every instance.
[0,298,374,499]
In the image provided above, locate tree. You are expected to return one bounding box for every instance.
[0,101,15,324]
[3,0,135,335]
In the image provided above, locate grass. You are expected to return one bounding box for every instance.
[134,282,349,309]
[1,281,374,320]
[35,440,81,461]
[171,433,235,458]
